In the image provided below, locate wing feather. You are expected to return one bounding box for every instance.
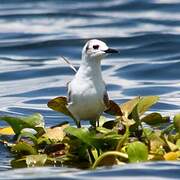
[103,91,110,110]
[67,81,72,104]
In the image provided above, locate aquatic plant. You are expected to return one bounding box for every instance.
[0,96,180,169]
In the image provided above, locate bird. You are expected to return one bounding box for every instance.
[67,39,118,128]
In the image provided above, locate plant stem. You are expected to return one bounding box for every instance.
[92,151,128,169]
[116,125,129,151]
[87,148,95,165]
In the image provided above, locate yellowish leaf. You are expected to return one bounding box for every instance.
[47,96,74,119]
[164,152,178,161]
[120,97,140,117]
[42,124,68,141]
[0,127,15,135]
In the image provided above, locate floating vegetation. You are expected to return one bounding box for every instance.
[0,96,180,169]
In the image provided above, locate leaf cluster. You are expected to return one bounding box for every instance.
[0,96,180,169]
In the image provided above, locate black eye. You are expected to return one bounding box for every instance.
[93,45,99,50]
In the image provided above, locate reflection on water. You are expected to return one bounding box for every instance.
[0,0,180,178]
[0,161,180,179]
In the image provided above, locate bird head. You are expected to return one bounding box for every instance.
[82,39,118,61]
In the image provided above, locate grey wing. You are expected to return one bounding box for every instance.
[67,81,72,104]
[103,91,110,110]
[103,83,110,110]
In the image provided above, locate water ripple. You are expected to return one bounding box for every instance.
[0,0,180,176]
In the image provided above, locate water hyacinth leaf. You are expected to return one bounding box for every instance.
[42,125,68,142]
[37,136,51,147]
[138,96,159,116]
[116,125,129,151]
[98,116,107,127]
[141,113,169,126]
[131,105,140,122]
[91,148,99,161]
[173,114,180,133]
[92,151,128,169]
[64,126,102,149]
[130,105,141,131]
[164,135,178,151]
[0,113,45,135]
[11,158,27,168]
[176,151,180,158]
[164,152,178,161]
[127,141,148,163]
[64,126,121,150]
[120,97,140,117]
[103,120,116,129]
[161,124,174,135]
[17,132,38,145]
[96,127,112,134]
[26,154,47,167]
[145,129,165,153]
[47,96,74,119]
[104,100,123,116]
[102,132,122,142]
[11,142,37,155]
[121,116,135,127]
[22,113,45,129]
[149,154,164,161]
[150,140,164,154]
[176,139,180,149]
[0,127,15,135]
[44,143,66,156]
[93,155,119,167]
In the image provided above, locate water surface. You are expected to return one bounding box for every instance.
[0,0,180,178]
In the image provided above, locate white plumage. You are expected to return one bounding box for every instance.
[67,39,118,127]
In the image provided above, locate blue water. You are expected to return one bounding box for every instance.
[0,0,180,178]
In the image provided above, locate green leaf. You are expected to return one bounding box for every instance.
[163,135,178,151]
[173,114,180,133]
[0,113,45,135]
[96,127,112,134]
[11,142,38,155]
[121,116,136,127]
[147,131,165,153]
[98,116,107,127]
[116,125,129,151]
[138,96,159,116]
[127,141,148,162]
[47,96,74,119]
[65,126,121,150]
[161,124,174,135]
[17,132,38,145]
[142,113,170,126]
[37,136,51,147]
[176,139,180,149]
[92,151,128,169]
[130,105,141,131]
[11,155,47,168]
[26,154,47,167]
[11,158,27,168]
[120,97,140,117]
[64,126,101,149]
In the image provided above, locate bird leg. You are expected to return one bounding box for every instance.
[90,116,100,129]
[75,119,81,128]
[90,119,96,128]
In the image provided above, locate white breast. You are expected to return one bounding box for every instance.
[67,78,106,121]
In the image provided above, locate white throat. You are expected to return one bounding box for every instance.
[75,55,103,82]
